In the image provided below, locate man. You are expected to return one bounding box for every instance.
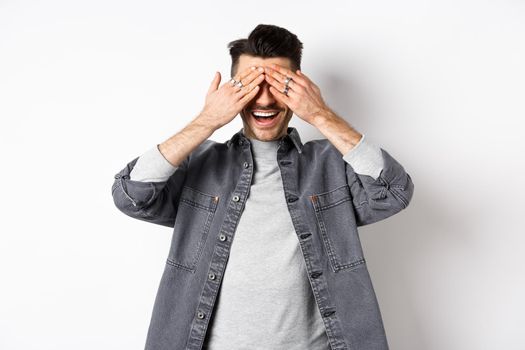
[112,24,414,350]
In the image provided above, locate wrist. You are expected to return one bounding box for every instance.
[312,108,337,128]
[193,112,221,133]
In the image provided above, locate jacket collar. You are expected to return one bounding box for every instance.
[227,127,303,154]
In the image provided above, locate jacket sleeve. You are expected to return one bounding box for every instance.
[343,136,414,227]
[111,145,188,228]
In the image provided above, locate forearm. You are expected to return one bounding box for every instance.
[312,110,363,155]
[130,114,216,182]
[313,109,384,180]
[158,114,217,168]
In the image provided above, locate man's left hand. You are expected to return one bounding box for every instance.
[264,64,331,126]
[265,63,364,155]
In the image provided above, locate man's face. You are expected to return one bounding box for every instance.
[235,54,294,141]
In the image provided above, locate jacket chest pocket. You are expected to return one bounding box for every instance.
[311,185,366,272]
[166,186,219,272]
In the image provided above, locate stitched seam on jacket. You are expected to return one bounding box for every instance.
[390,187,409,208]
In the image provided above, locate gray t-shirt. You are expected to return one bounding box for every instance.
[203,137,330,349]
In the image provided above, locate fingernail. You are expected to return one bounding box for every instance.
[258,67,264,72]
[251,66,256,70]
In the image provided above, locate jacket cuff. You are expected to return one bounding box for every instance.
[129,144,178,182]
[342,134,384,180]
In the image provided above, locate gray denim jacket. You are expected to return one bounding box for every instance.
[111,127,414,350]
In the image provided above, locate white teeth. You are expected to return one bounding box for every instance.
[252,111,278,117]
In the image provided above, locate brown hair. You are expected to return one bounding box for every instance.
[227,24,303,77]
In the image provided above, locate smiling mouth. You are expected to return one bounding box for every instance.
[249,110,281,127]
[251,110,280,121]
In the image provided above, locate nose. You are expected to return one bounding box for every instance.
[254,80,276,106]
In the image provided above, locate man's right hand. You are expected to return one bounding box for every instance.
[156,66,264,168]
[196,66,265,130]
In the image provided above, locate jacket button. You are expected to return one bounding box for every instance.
[219,234,227,241]
[323,310,335,317]
[232,195,240,202]
[311,272,323,279]
[208,272,216,280]
[197,311,205,319]
[243,162,249,168]
[287,196,299,203]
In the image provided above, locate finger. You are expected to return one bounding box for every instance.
[208,72,221,95]
[237,85,260,105]
[219,74,237,89]
[228,67,253,92]
[265,69,301,93]
[267,64,308,88]
[296,69,310,82]
[233,66,259,84]
[265,73,296,97]
[268,85,291,105]
[265,67,303,94]
[220,66,259,91]
[238,66,265,90]
[236,72,265,96]
[231,66,263,92]
[296,69,317,88]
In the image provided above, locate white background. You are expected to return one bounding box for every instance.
[1,0,524,349]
